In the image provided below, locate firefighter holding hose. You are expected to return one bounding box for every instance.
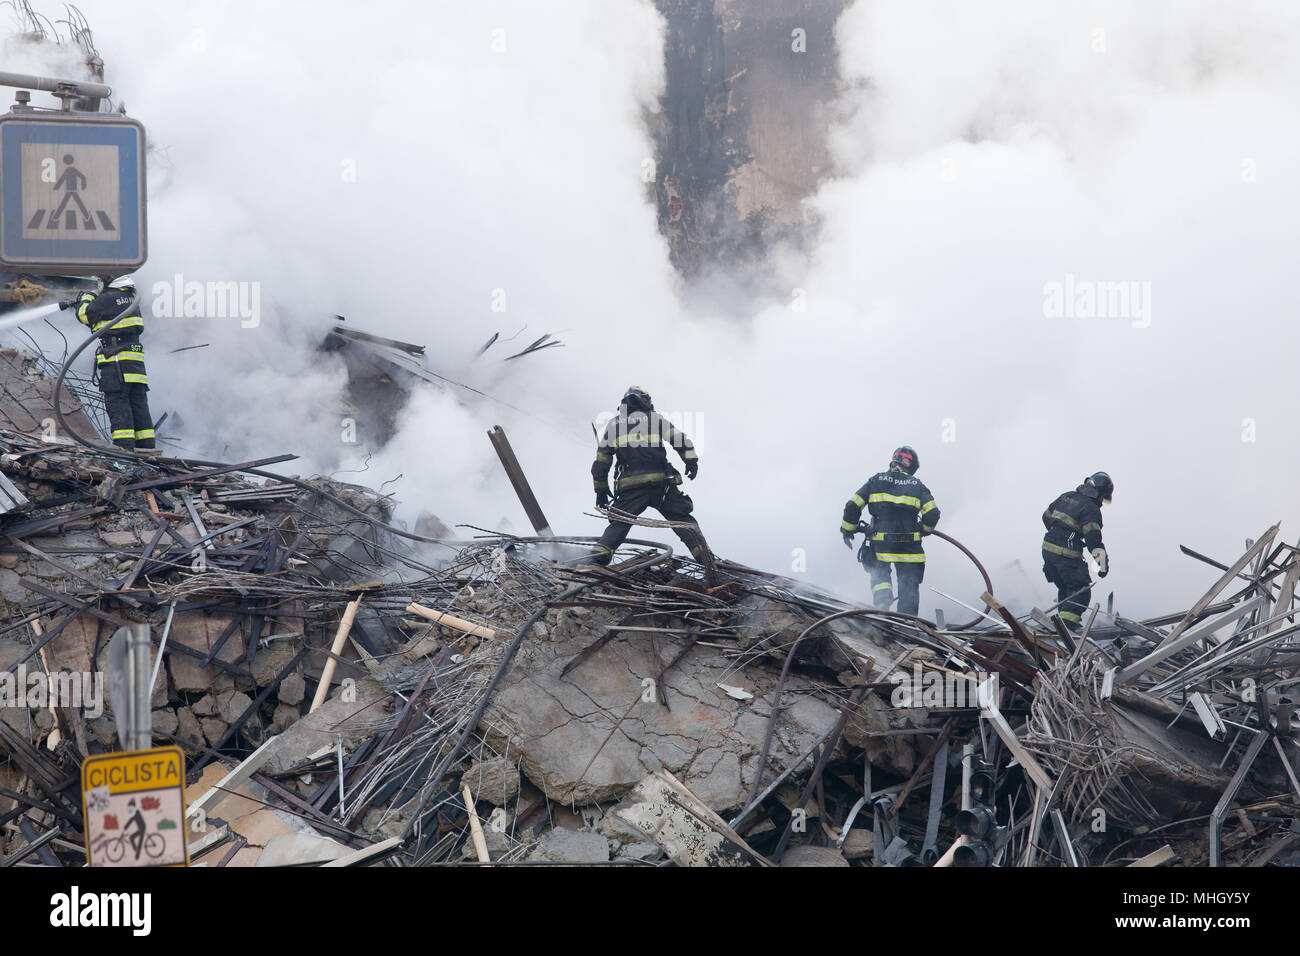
[61,275,160,455]
[841,446,941,616]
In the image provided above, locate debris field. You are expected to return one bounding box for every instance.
[0,354,1298,868]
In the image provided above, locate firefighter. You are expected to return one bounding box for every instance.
[62,276,159,455]
[841,446,940,616]
[1041,472,1112,629]
[589,386,707,565]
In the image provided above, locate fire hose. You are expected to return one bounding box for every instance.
[929,529,996,629]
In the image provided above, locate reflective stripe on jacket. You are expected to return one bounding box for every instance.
[1041,485,1104,559]
[592,406,697,494]
[842,466,940,540]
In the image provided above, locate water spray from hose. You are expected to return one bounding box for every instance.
[0,301,62,333]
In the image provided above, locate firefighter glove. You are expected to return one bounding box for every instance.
[1092,548,1109,578]
[684,460,698,480]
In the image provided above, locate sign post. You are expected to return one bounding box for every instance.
[106,624,153,751]
[0,109,146,275]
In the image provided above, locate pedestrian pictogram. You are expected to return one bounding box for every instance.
[81,746,189,867]
[24,151,118,232]
[0,111,146,274]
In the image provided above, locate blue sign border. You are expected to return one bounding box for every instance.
[0,118,144,267]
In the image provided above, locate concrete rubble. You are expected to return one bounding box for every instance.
[0,352,1299,869]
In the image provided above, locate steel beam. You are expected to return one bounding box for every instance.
[487,425,552,535]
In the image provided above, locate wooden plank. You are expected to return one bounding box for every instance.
[1128,845,1175,867]
[321,836,403,867]
[405,602,496,641]
[309,595,363,713]
[981,592,1054,667]
[487,425,552,535]
[462,784,491,863]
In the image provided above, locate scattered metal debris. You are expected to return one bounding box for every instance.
[1,347,1298,867]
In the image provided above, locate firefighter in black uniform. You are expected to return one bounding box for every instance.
[589,386,707,565]
[841,446,940,616]
[1041,472,1112,629]
[62,276,159,455]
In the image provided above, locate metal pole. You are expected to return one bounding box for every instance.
[0,70,113,100]
[1209,729,1268,867]
[129,623,152,751]
[487,425,552,534]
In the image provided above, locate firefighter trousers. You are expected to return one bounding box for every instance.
[864,535,926,616]
[1043,552,1091,629]
[591,482,706,565]
[869,559,925,616]
[100,365,156,450]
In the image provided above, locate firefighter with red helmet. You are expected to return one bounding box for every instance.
[841,446,941,616]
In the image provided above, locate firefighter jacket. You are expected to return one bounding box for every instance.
[76,289,147,386]
[592,407,698,495]
[842,466,941,561]
[1041,484,1105,560]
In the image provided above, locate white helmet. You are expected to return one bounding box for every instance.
[107,274,136,292]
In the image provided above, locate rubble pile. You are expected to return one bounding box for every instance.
[0,352,1298,867]
[0,416,939,867]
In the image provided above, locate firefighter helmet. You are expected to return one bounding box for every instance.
[1087,471,1114,503]
[891,446,919,475]
[622,386,653,411]
[107,274,136,292]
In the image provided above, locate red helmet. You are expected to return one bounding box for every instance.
[891,446,919,475]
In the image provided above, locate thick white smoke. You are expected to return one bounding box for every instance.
[803,0,1300,615]
[6,1,1299,618]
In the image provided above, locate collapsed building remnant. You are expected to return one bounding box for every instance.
[0,349,1298,867]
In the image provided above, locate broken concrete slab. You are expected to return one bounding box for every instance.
[277,673,306,706]
[462,757,521,807]
[481,596,842,810]
[780,844,850,867]
[526,828,610,864]
[611,770,770,867]
[255,832,351,867]
[266,676,388,774]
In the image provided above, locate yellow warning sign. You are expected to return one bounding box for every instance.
[81,746,188,867]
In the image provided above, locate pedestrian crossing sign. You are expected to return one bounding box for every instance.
[0,110,146,274]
